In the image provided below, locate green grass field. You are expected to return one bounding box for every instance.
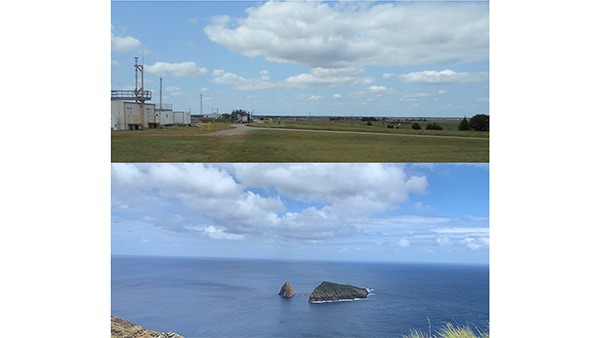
[249,118,489,138]
[112,127,488,162]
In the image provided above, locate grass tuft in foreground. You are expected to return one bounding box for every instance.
[404,323,489,338]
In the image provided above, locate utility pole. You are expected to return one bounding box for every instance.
[200,94,203,116]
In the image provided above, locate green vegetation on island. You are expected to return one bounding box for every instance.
[308,281,369,302]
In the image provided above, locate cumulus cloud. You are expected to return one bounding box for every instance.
[333,93,343,99]
[368,85,388,93]
[199,225,244,240]
[212,70,276,90]
[111,33,143,53]
[284,67,372,87]
[233,163,428,219]
[204,1,488,69]
[112,164,429,243]
[146,61,208,77]
[211,67,373,90]
[112,163,284,237]
[393,70,489,84]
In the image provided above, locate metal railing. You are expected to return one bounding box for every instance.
[111,90,152,101]
[156,103,173,110]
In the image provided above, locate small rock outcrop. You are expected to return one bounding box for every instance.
[279,281,295,297]
[111,315,185,338]
[308,281,368,303]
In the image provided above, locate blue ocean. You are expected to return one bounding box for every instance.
[111,256,488,337]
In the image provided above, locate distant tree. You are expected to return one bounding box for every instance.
[361,117,377,122]
[367,121,373,126]
[469,114,489,131]
[387,124,394,128]
[411,122,422,130]
[426,122,443,130]
[458,117,470,131]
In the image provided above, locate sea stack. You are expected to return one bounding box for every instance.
[308,281,368,303]
[279,281,295,297]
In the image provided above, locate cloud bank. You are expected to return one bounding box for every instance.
[204,1,488,69]
[112,163,429,242]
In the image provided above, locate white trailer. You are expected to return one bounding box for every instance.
[111,101,156,130]
[173,111,191,126]
[156,109,174,126]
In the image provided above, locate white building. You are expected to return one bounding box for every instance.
[111,101,157,130]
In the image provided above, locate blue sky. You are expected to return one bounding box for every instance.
[111,0,489,117]
[112,163,489,264]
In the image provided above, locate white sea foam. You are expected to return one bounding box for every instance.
[308,297,368,304]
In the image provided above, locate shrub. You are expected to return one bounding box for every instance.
[367,121,373,126]
[387,124,394,128]
[411,123,422,130]
[426,122,443,130]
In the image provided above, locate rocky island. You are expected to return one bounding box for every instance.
[111,315,184,338]
[279,281,295,297]
[308,281,369,303]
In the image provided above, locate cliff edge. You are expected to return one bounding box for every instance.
[111,315,184,338]
[308,281,368,303]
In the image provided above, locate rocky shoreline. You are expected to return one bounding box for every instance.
[111,315,184,338]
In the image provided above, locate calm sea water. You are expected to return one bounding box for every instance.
[111,256,488,337]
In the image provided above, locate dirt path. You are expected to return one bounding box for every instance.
[203,124,253,137]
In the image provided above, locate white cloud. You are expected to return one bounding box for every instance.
[468,215,489,222]
[199,225,244,240]
[204,1,488,69]
[112,164,285,237]
[165,86,181,92]
[394,70,489,84]
[212,70,276,90]
[113,164,433,243]
[146,61,208,77]
[284,67,370,87]
[333,93,343,99]
[212,67,373,91]
[368,85,388,93]
[234,163,428,218]
[308,95,321,100]
[111,33,143,53]
[260,70,270,81]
